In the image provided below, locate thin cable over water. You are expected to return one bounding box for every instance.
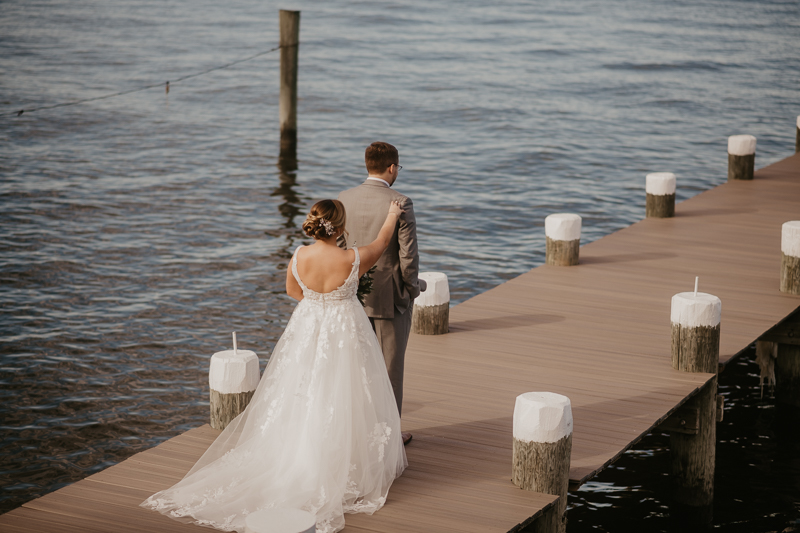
[1,44,283,117]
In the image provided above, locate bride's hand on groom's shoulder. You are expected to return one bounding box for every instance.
[360,201,408,276]
[388,200,405,218]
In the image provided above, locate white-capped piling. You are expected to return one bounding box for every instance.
[727,134,756,181]
[777,221,800,408]
[244,508,316,533]
[646,172,676,218]
[671,292,721,373]
[209,340,260,430]
[512,392,573,533]
[545,214,581,266]
[669,291,721,526]
[411,272,450,335]
[279,10,300,168]
[780,221,800,295]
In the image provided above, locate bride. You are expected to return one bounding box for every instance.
[141,199,408,532]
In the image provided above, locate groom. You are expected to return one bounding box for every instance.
[338,141,425,445]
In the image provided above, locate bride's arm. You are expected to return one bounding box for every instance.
[358,201,404,277]
[286,262,303,301]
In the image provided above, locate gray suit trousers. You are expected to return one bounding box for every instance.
[370,310,413,417]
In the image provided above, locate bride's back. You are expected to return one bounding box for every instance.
[296,245,356,294]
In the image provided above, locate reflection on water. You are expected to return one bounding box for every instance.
[1,0,799,527]
[268,164,307,262]
[273,167,303,230]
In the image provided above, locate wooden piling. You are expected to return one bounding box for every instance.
[209,349,260,430]
[411,272,450,335]
[279,10,300,168]
[669,292,721,526]
[755,339,777,394]
[645,172,676,218]
[545,214,581,266]
[780,221,800,295]
[670,380,717,524]
[512,392,573,533]
[776,344,800,408]
[757,308,800,406]
[727,134,756,181]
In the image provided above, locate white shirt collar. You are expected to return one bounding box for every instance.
[366,176,391,188]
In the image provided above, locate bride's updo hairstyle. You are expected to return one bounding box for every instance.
[302,199,347,240]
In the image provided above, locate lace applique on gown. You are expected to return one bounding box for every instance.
[141,246,407,533]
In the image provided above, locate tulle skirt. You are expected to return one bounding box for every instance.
[141,296,407,532]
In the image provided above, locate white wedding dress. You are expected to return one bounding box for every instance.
[141,246,407,532]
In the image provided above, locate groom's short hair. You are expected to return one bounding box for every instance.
[365,142,398,174]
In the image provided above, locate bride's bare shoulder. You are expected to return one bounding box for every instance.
[300,244,354,266]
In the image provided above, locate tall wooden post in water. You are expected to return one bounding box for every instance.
[669,291,721,526]
[279,10,300,169]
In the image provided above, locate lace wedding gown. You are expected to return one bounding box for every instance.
[141,247,407,532]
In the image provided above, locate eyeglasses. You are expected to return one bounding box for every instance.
[393,164,403,171]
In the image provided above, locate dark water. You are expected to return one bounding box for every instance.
[1,0,799,528]
[568,351,800,532]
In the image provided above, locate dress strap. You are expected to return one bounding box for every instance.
[348,247,361,283]
[291,246,307,290]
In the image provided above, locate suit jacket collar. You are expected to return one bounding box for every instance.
[364,176,392,188]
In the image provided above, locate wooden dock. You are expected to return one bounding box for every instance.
[1,153,798,532]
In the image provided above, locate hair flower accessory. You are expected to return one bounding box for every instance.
[320,218,335,236]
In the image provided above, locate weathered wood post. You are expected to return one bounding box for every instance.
[776,344,800,408]
[646,172,676,218]
[279,10,300,169]
[245,508,315,533]
[545,213,581,266]
[768,217,800,405]
[512,392,573,533]
[209,339,260,430]
[780,221,800,295]
[755,339,777,395]
[756,309,800,408]
[669,291,721,526]
[411,272,450,335]
[727,134,756,181]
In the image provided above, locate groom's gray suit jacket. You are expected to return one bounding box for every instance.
[338,180,422,318]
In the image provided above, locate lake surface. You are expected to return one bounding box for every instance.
[1,0,798,529]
